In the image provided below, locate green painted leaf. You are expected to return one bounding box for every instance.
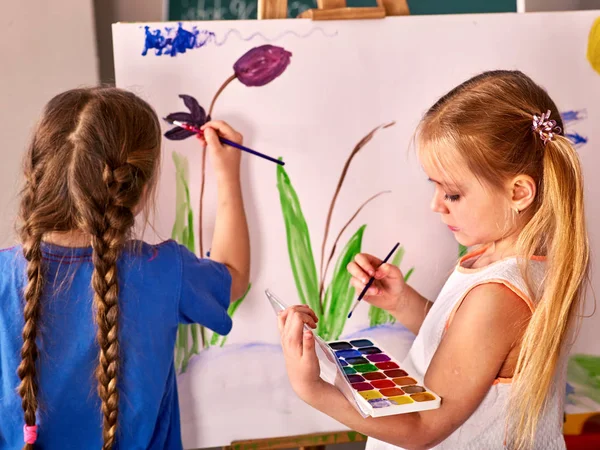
[459,244,468,258]
[276,164,321,316]
[322,225,366,340]
[172,152,202,371]
[567,354,600,404]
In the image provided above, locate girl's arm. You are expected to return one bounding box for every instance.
[279,283,531,450]
[389,284,433,335]
[201,120,250,301]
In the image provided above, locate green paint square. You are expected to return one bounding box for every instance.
[354,363,379,373]
[343,366,357,375]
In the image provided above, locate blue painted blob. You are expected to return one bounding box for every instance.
[561,110,587,124]
[566,132,588,147]
[142,23,216,57]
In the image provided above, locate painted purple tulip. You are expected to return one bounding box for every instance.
[164,94,210,140]
[233,45,292,87]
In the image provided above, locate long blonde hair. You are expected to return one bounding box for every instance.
[417,70,589,449]
[17,87,161,449]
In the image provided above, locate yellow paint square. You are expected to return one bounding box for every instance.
[359,390,383,400]
[388,395,414,405]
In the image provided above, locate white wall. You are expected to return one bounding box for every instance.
[518,0,600,12]
[0,0,98,247]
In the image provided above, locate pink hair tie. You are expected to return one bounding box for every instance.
[532,110,561,145]
[23,424,38,444]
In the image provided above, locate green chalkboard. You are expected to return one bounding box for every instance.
[167,0,516,21]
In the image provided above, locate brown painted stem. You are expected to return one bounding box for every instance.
[198,73,238,257]
[209,74,237,117]
[321,190,391,296]
[318,122,396,301]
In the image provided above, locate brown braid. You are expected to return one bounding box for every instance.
[16,87,160,449]
[17,229,44,450]
[86,164,137,449]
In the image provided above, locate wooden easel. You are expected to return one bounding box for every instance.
[258,0,409,20]
[220,2,408,450]
[223,431,367,450]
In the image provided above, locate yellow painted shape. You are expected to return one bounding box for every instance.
[588,17,600,75]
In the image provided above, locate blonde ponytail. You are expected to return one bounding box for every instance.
[511,135,589,449]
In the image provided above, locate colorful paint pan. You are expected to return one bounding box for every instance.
[363,372,386,381]
[359,347,382,355]
[384,369,408,378]
[370,379,395,389]
[367,354,391,363]
[411,392,436,402]
[403,385,425,394]
[380,387,405,397]
[389,395,414,405]
[347,375,365,383]
[353,363,379,373]
[359,390,383,400]
[345,357,369,365]
[393,377,418,386]
[336,349,362,359]
[328,338,441,417]
[350,339,373,348]
[329,342,353,350]
[376,361,399,370]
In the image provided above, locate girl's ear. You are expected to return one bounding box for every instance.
[508,175,536,213]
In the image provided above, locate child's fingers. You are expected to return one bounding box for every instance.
[203,126,222,149]
[302,330,315,357]
[354,253,381,276]
[201,120,243,144]
[283,311,306,355]
[291,309,317,329]
[284,305,318,323]
[350,277,380,296]
[375,263,402,280]
[196,133,207,146]
[346,261,370,284]
[295,305,318,323]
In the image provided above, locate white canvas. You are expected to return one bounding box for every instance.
[113,11,600,447]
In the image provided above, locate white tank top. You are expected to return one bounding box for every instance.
[366,246,567,450]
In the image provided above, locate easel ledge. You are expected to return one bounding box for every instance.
[258,0,409,20]
[223,431,367,450]
[225,2,408,449]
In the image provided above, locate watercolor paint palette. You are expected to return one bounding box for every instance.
[265,289,440,417]
[328,339,441,417]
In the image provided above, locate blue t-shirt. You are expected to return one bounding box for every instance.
[0,240,232,449]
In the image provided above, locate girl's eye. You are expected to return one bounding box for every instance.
[444,194,460,202]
